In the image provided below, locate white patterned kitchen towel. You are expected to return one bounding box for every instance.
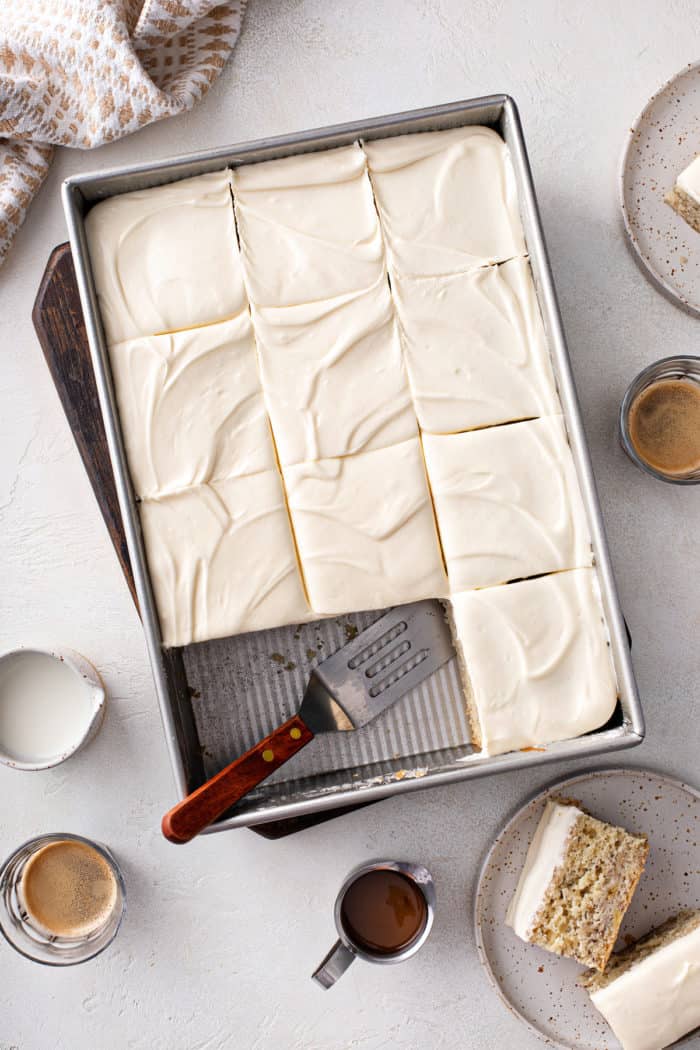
[0,0,247,265]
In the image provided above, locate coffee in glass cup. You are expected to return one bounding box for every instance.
[0,833,125,965]
[620,356,700,483]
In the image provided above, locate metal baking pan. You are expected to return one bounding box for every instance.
[62,95,644,832]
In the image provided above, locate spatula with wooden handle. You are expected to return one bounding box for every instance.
[162,600,454,843]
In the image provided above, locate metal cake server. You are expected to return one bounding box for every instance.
[162,600,454,843]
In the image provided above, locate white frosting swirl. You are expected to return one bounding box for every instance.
[109,315,275,499]
[85,171,245,345]
[363,125,526,277]
[423,416,592,592]
[139,473,310,647]
[449,569,617,754]
[590,922,700,1050]
[251,276,416,466]
[284,438,448,615]
[394,257,560,433]
[232,144,384,308]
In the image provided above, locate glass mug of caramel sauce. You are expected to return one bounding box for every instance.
[620,356,700,483]
[312,860,435,988]
[0,834,125,965]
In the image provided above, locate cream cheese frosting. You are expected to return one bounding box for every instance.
[232,144,385,307]
[139,472,310,647]
[449,569,618,755]
[85,171,245,345]
[505,801,581,940]
[394,257,560,433]
[88,128,617,666]
[589,924,700,1050]
[109,315,275,499]
[363,126,526,277]
[422,416,592,592]
[677,154,700,204]
[251,276,416,465]
[284,438,447,615]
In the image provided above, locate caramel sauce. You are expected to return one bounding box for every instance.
[340,869,426,954]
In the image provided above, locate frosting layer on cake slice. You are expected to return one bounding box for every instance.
[109,315,275,499]
[449,568,617,755]
[139,472,310,647]
[232,144,384,307]
[584,910,700,1050]
[284,438,447,615]
[665,154,700,234]
[505,800,581,940]
[251,276,416,466]
[506,799,648,971]
[422,416,592,592]
[85,171,245,345]
[676,153,700,203]
[395,258,559,433]
[363,126,525,277]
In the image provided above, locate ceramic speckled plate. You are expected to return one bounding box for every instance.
[474,767,700,1050]
[621,62,700,317]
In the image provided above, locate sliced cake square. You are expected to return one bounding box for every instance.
[232,144,384,307]
[394,258,559,433]
[448,569,618,755]
[583,909,700,1050]
[251,276,416,466]
[422,416,592,592]
[139,472,310,647]
[284,438,447,615]
[665,154,700,234]
[108,315,276,500]
[363,125,526,278]
[506,799,648,971]
[85,171,245,344]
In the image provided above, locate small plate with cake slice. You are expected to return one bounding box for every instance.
[621,61,700,317]
[474,767,700,1050]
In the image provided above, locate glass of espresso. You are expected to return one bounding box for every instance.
[0,833,125,965]
[312,860,435,989]
[620,356,700,483]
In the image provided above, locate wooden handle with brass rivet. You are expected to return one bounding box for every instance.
[161,715,314,843]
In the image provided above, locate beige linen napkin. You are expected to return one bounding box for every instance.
[0,0,247,265]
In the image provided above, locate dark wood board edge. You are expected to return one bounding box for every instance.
[247,799,378,840]
[32,243,139,610]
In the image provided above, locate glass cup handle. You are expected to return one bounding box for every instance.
[311,938,356,989]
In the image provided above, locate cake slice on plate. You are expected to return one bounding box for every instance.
[583,909,700,1050]
[665,154,700,233]
[505,799,648,971]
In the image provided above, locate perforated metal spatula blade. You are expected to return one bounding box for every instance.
[299,600,454,734]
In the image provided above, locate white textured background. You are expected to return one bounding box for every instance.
[1,3,699,1048]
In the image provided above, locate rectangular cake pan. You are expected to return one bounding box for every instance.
[62,95,644,832]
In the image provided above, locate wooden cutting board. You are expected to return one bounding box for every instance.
[32,243,375,840]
